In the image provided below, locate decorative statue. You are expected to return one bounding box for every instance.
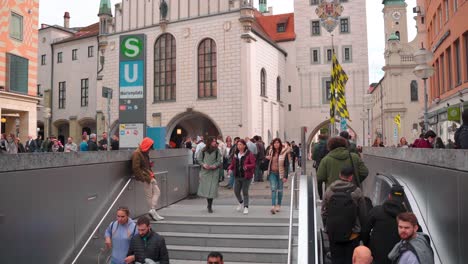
[160,0,168,20]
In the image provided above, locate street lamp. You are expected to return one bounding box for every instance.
[413,48,435,133]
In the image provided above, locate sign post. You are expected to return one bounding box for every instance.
[102,87,112,151]
[119,34,146,148]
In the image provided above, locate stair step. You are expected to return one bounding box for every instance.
[159,232,288,249]
[152,220,297,235]
[170,260,285,264]
[168,245,288,263]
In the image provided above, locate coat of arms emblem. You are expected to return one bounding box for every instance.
[315,0,344,33]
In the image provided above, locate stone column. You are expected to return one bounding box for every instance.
[96,111,105,137]
[69,116,81,144]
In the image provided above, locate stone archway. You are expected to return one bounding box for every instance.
[166,111,222,147]
[307,120,358,152]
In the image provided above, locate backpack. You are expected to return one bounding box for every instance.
[313,142,328,168]
[326,186,358,242]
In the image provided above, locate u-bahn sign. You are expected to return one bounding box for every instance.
[315,0,344,33]
[119,34,146,148]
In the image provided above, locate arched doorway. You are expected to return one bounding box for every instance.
[307,120,358,152]
[166,111,222,148]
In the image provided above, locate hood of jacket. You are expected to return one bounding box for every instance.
[139,137,154,152]
[328,147,350,161]
[330,179,356,192]
[388,233,434,264]
[383,199,406,217]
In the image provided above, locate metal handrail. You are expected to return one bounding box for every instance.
[287,173,296,264]
[71,177,133,264]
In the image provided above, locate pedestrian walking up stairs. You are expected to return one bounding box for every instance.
[151,181,298,264]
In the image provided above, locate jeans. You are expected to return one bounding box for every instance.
[329,237,360,264]
[234,177,251,207]
[269,172,283,206]
[227,171,235,188]
[254,163,264,181]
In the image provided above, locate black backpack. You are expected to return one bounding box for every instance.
[326,186,358,242]
[313,142,328,168]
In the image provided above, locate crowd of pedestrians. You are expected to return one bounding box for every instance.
[0,131,120,154]
[310,132,435,264]
[368,109,468,149]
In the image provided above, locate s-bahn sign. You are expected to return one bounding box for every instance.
[119,34,146,148]
[315,0,344,33]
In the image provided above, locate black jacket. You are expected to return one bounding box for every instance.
[455,124,468,149]
[88,140,98,151]
[362,199,406,264]
[127,230,169,264]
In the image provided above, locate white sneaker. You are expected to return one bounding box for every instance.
[243,207,249,215]
[149,209,165,221]
[236,203,243,212]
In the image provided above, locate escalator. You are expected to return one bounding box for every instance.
[301,171,443,264]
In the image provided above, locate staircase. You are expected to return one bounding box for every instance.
[151,181,297,264]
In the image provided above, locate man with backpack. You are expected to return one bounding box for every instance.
[362,185,407,264]
[388,212,434,264]
[312,134,329,171]
[322,166,364,264]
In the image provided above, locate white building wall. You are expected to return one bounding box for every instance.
[52,37,98,123]
[292,0,369,146]
[100,12,245,139]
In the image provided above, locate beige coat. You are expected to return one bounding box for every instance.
[266,146,291,179]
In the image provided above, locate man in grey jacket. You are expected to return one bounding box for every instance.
[388,212,434,264]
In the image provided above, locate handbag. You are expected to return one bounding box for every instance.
[260,158,270,171]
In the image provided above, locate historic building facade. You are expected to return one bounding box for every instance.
[288,0,369,146]
[0,0,40,141]
[369,0,423,146]
[415,0,468,142]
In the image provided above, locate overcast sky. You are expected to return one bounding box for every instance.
[39,0,417,84]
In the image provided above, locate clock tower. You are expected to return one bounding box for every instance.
[382,0,408,46]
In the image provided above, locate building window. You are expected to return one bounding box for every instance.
[154,33,176,102]
[322,77,332,103]
[325,48,333,63]
[447,47,452,90]
[396,31,400,40]
[311,48,320,64]
[410,80,418,101]
[57,52,63,63]
[455,39,461,85]
[10,12,23,41]
[6,53,28,94]
[454,0,458,12]
[444,0,449,21]
[72,49,78,61]
[288,85,291,93]
[41,55,46,65]
[340,18,349,33]
[88,46,94,57]
[198,38,217,98]
[58,82,66,109]
[438,7,442,30]
[311,20,321,36]
[343,46,352,62]
[81,79,88,107]
[260,68,266,97]
[464,33,468,81]
[277,23,286,33]
[37,84,41,97]
[288,104,291,111]
[340,0,348,2]
[277,76,281,101]
[310,0,319,5]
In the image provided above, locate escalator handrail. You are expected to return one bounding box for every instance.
[298,175,311,264]
[287,174,296,264]
[71,177,133,264]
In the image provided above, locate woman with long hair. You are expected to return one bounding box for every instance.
[228,139,256,214]
[197,136,223,213]
[265,138,291,214]
[104,207,137,264]
[372,137,384,147]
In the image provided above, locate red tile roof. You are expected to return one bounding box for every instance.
[54,22,99,44]
[254,12,295,43]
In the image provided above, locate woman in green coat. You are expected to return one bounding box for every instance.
[197,136,223,213]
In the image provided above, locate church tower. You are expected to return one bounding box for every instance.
[382,0,408,46]
[98,0,112,35]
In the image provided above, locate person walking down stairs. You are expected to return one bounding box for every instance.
[197,136,223,213]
